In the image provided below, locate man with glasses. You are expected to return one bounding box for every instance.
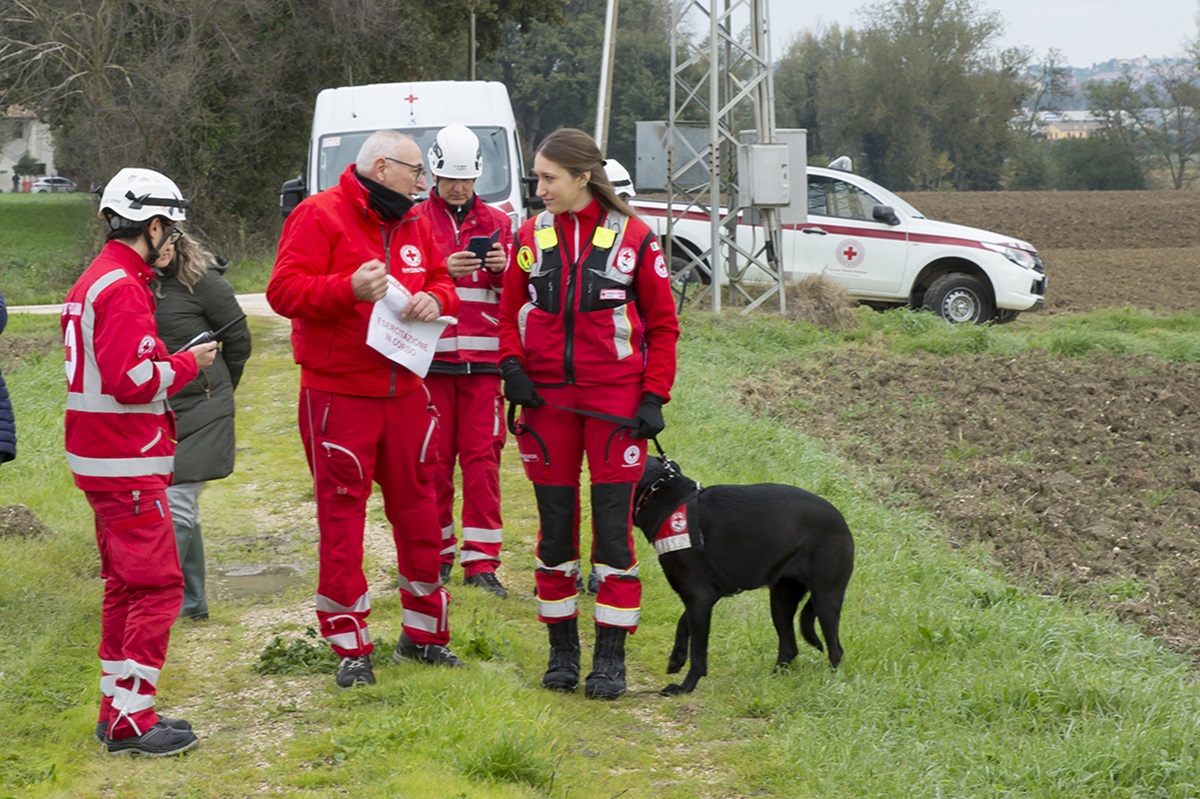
[268,130,466,689]
[63,167,217,755]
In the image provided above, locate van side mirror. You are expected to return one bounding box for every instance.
[873,204,899,226]
[280,176,306,219]
[522,173,544,212]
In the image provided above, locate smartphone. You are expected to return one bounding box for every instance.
[467,230,500,262]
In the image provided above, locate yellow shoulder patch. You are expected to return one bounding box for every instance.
[592,226,617,249]
[534,226,559,250]
[517,245,535,272]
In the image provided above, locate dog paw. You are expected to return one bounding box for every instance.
[661,683,687,696]
[666,661,684,674]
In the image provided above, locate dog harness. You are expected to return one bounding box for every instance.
[636,464,743,595]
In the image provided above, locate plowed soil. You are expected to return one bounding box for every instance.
[743,190,1200,659]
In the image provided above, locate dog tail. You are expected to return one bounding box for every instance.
[800,598,824,653]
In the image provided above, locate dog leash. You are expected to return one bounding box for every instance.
[507,401,648,467]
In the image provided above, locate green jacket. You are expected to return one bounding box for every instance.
[155,264,252,484]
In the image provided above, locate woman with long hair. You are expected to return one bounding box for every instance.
[153,231,252,621]
[498,128,680,699]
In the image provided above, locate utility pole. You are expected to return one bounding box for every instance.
[468,11,477,80]
[594,0,620,154]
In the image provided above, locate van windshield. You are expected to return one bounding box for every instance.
[316,126,513,204]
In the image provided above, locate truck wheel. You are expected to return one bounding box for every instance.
[670,255,710,303]
[922,273,994,324]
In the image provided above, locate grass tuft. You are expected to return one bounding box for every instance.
[253,628,341,675]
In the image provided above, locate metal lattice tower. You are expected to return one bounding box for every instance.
[667,0,784,313]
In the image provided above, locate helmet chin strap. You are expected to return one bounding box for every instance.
[141,221,173,265]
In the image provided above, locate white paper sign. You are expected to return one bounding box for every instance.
[366,277,455,378]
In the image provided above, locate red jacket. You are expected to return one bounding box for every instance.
[413,190,513,369]
[63,241,200,491]
[499,199,679,399]
[268,165,460,397]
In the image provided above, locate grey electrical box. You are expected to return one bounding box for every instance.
[635,120,713,192]
[737,143,789,206]
[739,129,808,225]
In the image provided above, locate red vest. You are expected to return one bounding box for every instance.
[499,200,680,399]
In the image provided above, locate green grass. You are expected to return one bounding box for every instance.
[0,194,97,305]
[3,307,1200,798]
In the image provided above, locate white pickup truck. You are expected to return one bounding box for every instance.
[633,163,1047,323]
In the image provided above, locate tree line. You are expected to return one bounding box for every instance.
[2,0,1197,252]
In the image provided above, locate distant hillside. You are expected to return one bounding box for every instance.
[1024,56,1185,111]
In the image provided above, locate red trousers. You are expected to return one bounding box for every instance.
[425,372,505,577]
[299,387,450,654]
[514,383,644,631]
[88,489,182,738]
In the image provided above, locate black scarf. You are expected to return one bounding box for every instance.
[358,172,415,222]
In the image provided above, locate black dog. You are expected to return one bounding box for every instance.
[633,456,855,695]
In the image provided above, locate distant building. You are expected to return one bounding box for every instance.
[1,107,57,191]
[1042,119,1103,140]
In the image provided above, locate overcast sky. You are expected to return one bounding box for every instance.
[768,0,1198,66]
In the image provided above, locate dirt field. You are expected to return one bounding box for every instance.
[3,191,1199,660]
[746,189,1200,658]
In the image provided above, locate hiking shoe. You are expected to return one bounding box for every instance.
[336,654,376,687]
[393,633,466,668]
[464,570,508,599]
[106,721,199,756]
[95,716,192,744]
[440,562,453,584]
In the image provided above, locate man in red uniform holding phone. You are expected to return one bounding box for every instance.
[414,124,515,598]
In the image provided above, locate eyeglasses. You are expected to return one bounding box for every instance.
[167,227,184,243]
[384,156,427,180]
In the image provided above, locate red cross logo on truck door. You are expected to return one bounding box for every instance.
[405,94,418,112]
[835,238,865,268]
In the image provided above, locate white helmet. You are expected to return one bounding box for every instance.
[99,167,189,229]
[603,159,636,197]
[427,124,482,179]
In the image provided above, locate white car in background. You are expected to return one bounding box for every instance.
[31,176,77,193]
[636,161,1047,324]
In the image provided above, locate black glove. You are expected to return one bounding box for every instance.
[632,392,666,439]
[500,357,544,407]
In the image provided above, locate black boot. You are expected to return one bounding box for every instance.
[585,625,627,700]
[542,618,581,691]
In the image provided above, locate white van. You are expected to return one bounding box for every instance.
[281,80,529,227]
